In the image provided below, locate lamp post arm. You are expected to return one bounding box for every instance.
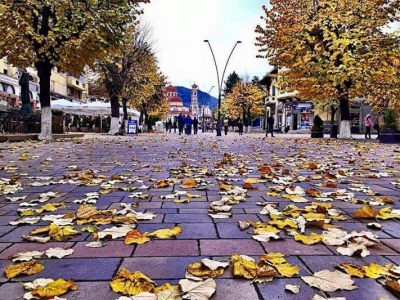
[220,41,241,92]
[205,41,221,96]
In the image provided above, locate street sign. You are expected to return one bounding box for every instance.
[127,120,138,135]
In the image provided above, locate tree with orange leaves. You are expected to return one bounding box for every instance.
[256,0,399,138]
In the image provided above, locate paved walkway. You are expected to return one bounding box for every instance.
[0,132,398,300]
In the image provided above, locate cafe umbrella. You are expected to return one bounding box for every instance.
[19,72,33,113]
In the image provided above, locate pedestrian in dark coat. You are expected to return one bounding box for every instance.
[266,114,275,137]
[193,117,199,134]
[184,115,193,135]
[238,119,244,135]
[178,113,184,135]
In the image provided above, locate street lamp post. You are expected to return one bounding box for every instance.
[203,40,241,136]
[202,86,214,133]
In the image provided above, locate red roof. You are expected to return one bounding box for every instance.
[165,85,177,92]
[168,96,182,103]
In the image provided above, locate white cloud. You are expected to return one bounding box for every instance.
[142,0,271,97]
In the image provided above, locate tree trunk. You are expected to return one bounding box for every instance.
[339,94,351,139]
[122,98,128,121]
[35,61,53,140]
[108,95,120,135]
[246,108,251,133]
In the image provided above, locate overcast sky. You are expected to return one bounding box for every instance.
[142,0,272,98]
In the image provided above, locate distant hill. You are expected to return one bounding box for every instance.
[176,86,218,110]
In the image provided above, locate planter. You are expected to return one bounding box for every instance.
[81,127,88,132]
[94,127,100,133]
[71,126,78,132]
[311,130,324,138]
[51,116,64,134]
[379,131,400,144]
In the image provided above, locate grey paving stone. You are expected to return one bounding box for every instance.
[200,239,264,256]
[300,255,393,273]
[213,279,260,300]
[134,240,198,256]
[10,258,121,282]
[262,239,333,255]
[0,242,74,259]
[257,278,322,300]
[120,256,203,279]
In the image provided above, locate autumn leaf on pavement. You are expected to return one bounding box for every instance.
[154,180,170,188]
[49,224,81,241]
[76,204,99,219]
[10,217,41,225]
[336,263,365,278]
[243,182,259,190]
[383,279,400,298]
[125,230,151,245]
[31,278,78,299]
[45,247,74,259]
[147,226,182,239]
[363,262,393,279]
[21,235,51,243]
[352,205,378,219]
[294,233,323,245]
[9,250,44,262]
[187,262,226,278]
[98,225,134,239]
[179,278,216,300]
[180,179,199,189]
[231,254,258,279]
[5,260,44,278]
[260,253,299,277]
[302,270,357,292]
[110,269,156,295]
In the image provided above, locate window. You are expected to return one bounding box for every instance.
[3,69,8,75]
[0,83,4,92]
[50,80,55,91]
[6,85,15,94]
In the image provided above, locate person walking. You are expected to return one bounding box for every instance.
[364,114,373,139]
[193,117,199,135]
[223,119,229,135]
[166,119,172,133]
[238,119,244,135]
[173,120,177,133]
[178,113,184,135]
[266,114,275,137]
[184,115,193,135]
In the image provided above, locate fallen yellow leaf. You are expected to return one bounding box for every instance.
[124,230,150,245]
[147,226,182,239]
[31,278,78,298]
[5,260,44,278]
[110,269,155,295]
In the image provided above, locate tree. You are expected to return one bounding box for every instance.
[255,0,399,139]
[0,0,148,140]
[223,71,241,95]
[221,81,265,132]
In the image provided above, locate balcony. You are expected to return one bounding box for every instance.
[67,76,86,91]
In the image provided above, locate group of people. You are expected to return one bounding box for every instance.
[166,113,200,135]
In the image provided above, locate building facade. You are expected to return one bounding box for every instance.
[0,57,88,111]
[165,85,190,121]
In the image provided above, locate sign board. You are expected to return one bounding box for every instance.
[127,120,138,135]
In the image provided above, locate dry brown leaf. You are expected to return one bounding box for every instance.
[352,205,378,219]
[336,263,365,278]
[219,183,232,191]
[274,263,300,277]
[154,180,170,188]
[5,260,44,278]
[302,269,357,292]
[147,226,182,239]
[110,269,156,295]
[97,225,133,239]
[31,278,78,299]
[124,230,150,245]
[49,224,81,241]
[231,254,258,279]
[383,279,400,298]
[76,204,99,219]
[181,179,198,189]
[187,262,225,278]
[243,182,258,190]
